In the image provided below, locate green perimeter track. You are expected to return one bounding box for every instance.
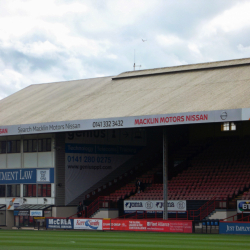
[0,230,250,250]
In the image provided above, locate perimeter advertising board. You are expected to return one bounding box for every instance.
[74,219,102,230]
[46,218,192,233]
[46,218,73,229]
[220,222,250,234]
[124,200,186,213]
[237,200,250,213]
[65,130,145,204]
[104,219,192,233]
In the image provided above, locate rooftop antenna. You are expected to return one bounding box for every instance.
[133,49,141,71]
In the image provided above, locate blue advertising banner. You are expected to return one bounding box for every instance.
[46,218,74,229]
[0,168,54,184]
[65,143,142,155]
[220,222,250,234]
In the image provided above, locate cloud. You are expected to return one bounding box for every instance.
[1,0,250,99]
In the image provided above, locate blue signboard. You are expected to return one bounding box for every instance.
[0,168,54,184]
[220,222,250,234]
[65,143,142,155]
[46,218,73,229]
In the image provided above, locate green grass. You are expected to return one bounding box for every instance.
[0,230,250,250]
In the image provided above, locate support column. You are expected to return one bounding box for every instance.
[163,127,168,220]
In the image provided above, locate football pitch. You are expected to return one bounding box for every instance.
[0,230,250,250]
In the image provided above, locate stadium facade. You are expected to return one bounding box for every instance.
[0,58,250,229]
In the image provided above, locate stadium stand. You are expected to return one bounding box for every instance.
[3,58,250,228]
[126,136,250,203]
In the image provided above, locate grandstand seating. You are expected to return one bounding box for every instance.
[127,137,250,201]
[103,167,160,201]
[83,136,250,218]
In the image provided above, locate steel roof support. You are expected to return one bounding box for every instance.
[163,127,168,220]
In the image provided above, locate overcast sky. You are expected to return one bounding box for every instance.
[1,0,250,99]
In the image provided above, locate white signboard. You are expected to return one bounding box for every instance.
[124,200,186,212]
[65,130,145,204]
[30,210,43,216]
[36,169,50,183]
[6,198,23,210]
[237,200,250,213]
[74,219,102,230]
[0,108,244,136]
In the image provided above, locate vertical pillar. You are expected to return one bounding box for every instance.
[163,127,168,220]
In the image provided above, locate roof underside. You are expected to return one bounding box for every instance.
[1,58,250,126]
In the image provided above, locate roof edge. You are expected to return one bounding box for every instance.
[112,57,250,80]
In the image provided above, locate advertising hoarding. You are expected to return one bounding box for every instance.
[147,220,192,233]
[0,108,244,136]
[65,130,145,204]
[46,218,73,229]
[7,198,23,210]
[124,200,186,213]
[0,168,54,184]
[111,220,147,231]
[46,218,192,233]
[30,210,43,217]
[220,222,250,234]
[14,210,29,216]
[237,200,250,213]
[103,219,192,233]
[74,219,102,230]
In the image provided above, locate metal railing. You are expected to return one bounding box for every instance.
[189,197,228,221]
[119,197,227,221]
[220,212,250,222]
[69,210,85,219]
[86,196,112,218]
[68,196,228,220]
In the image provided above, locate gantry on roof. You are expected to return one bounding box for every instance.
[1,57,250,126]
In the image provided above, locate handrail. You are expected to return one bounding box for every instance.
[68,210,85,219]
[220,212,250,222]
[220,213,238,222]
[86,196,112,218]
[67,196,112,219]
[237,214,250,222]
[189,196,228,220]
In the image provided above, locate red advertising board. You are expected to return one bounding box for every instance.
[102,219,111,230]
[147,220,192,233]
[103,219,192,233]
[111,220,147,231]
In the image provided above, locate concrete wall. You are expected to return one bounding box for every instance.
[91,209,119,219]
[5,210,14,229]
[52,206,77,218]
[0,210,6,226]
[208,209,237,220]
